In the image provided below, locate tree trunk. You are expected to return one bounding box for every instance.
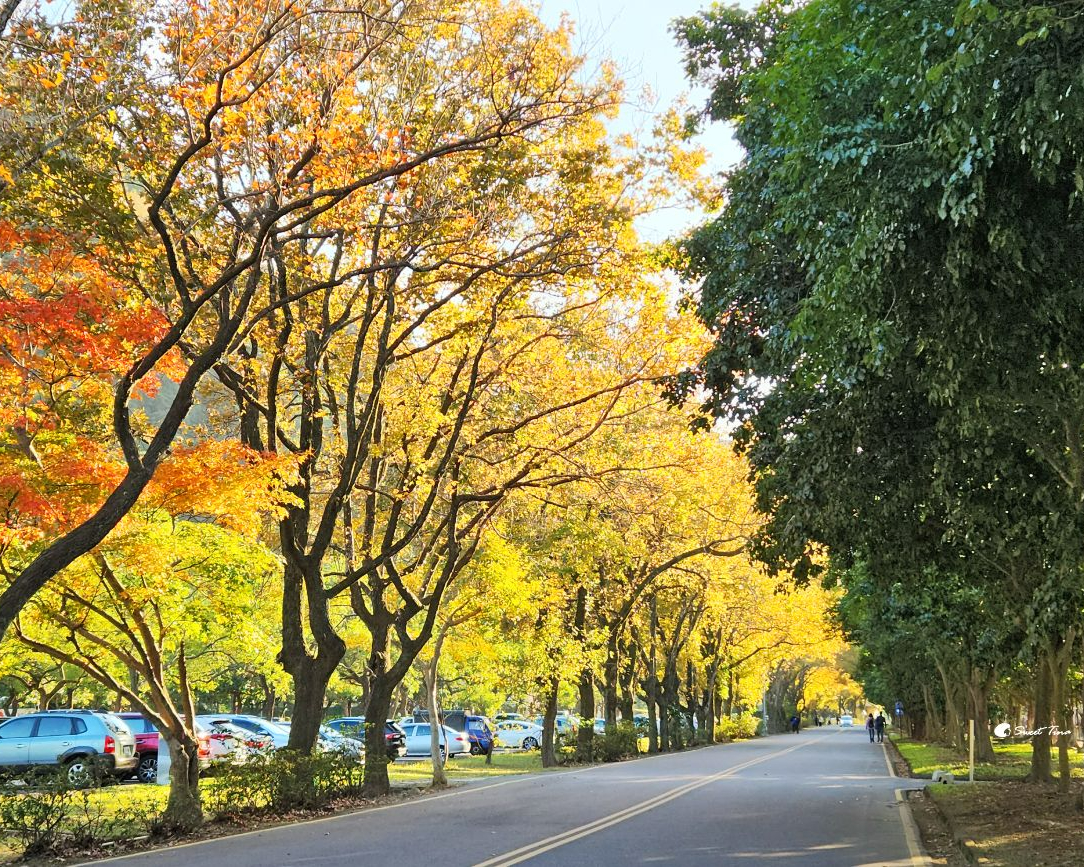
[541,676,559,768]
[426,629,450,788]
[966,667,995,763]
[576,669,594,761]
[162,735,203,831]
[362,675,395,797]
[603,634,620,728]
[644,673,659,754]
[1028,655,1054,783]
[936,661,964,749]
[922,683,943,741]
[288,658,338,753]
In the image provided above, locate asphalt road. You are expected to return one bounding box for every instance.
[92,726,928,867]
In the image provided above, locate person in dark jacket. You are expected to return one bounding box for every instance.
[790,714,800,733]
[874,712,886,743]
[866,713,876,742]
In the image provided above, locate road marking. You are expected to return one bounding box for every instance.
[895,789,932,866]
[85,768,606,865]
[473,738,826,867]
[883,739,896,777]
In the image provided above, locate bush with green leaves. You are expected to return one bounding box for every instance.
[714,713,759,742]
[593,722,639,762]
[204,747,366,818]
[0,774,160,858]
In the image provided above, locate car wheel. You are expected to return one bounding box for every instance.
[65,757,98,788]
[136,754,158,784]
[469,743,483,756]
[438,745,447,764]
[522,736,539,750]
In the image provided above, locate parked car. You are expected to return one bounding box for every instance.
[117,712,213,784]
[405,711,496,756]
[840,714,854,728]
[495,720,544,750]
[593,718,607,735]
[196,716,266,767]
[464,716,495,755]
[398,722,470,760]
[0,710,138,786]
[325,717,405,760]
[201,714,290,748]
[277,721,363,756]
[494,712,526,723]
[533,715,576,735]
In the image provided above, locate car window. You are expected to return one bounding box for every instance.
[98,713,129,734]
[72,718,87,735]
[34,717,74,737]
[415,724,429,736]
[0,717,36,738]
[230,719,259,733]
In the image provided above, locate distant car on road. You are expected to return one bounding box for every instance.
[840,714,854,728]
[0,710,138,786]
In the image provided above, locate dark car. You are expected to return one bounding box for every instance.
[116,712,212,783]
[325,717,405,760]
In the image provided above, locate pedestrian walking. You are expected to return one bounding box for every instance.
[790,714,800,733]
[865,713,875,742]
[874,712,886,743]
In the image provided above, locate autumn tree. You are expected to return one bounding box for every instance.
[0,0,587,640]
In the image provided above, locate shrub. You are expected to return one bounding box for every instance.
[204,747,366,818]
[594,722,639,762]
[714,712,760,742]
[0,773,159,858]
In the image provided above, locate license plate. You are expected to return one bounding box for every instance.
[123,745,133,756]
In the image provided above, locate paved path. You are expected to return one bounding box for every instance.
[92,726,928,867]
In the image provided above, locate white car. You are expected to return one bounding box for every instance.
[398,722,470,760]
[496,720,544,750]
[196,718,255,766]
[197,714,290,749]
[840,714,854,728]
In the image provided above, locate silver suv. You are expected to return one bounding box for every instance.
[0,710,138,786]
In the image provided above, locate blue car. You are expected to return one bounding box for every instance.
[464,716,495,755]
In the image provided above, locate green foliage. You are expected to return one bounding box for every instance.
[203,748,366,817]
[594,722,640,762]
[713,712,759,742]
[0,775,161,858]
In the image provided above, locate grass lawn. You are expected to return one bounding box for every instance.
[389,750,543,783]
[892,734,1084,780]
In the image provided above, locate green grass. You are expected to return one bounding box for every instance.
[891,734,1084,780]
[389,750,544,783]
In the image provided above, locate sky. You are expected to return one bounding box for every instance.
[537,0,753,241]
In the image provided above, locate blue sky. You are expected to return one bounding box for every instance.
[537,0,754,241]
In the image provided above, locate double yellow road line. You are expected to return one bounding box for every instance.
[474,738,822,867]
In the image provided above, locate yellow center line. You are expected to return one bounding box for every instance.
[473,737,827,867]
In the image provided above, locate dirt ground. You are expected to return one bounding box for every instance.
[889,737,1084,867]
[928,781,1084,867]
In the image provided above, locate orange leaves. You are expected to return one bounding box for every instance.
[142,441,299,533]
[0,222,177,433]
